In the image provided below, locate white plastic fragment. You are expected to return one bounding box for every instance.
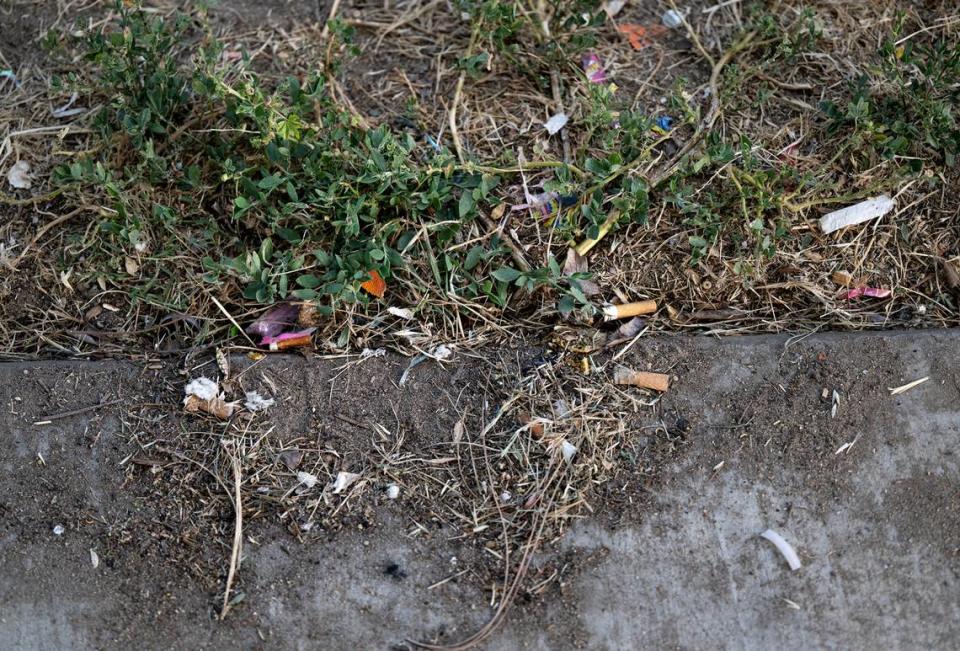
[53,524,65,536]
[386,484,400,499]
[561,440,577,464]
[500,490,512,503]
[760,529,802,571]
[430,344,454,361]
[297,471,319,489]
[243,390,274,412]
[662,9,683,28]
[7,160,32,189]
[360,347,387,359]
[603,0,627,17]
[52,92,85,118]
[329,471,361,494]
[90,548,100,568]
[818,195,895,234]
[387,307,415,320]
[184,377,219,401]
[543,113,568,135]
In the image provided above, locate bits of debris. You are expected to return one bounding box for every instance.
[543,113,568,135]
[296,471,319,489]
[662,9,683,28]
[90,548,100,568]
[614,367,670,392]
[244,390,274,412]
[387,306,415,320]
[360,347,387,359]
[844,286,891,300]
[53,524,65,536]
[888,376,929,396]
[329,471,361,494]
[246,302,299,339]
[818,195,895,234]
[7,160,32,189]
[759,529,802,571]
[560,440,577,464]
[386,484,400,499]
[279,449,303,470]
[500,490,512,503]
[183,377,237,420]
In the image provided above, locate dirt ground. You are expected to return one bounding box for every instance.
[2,330,959,649]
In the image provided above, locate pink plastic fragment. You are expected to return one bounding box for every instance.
[259,327,316,346]
[246,302,299,338]
[844,287,891,300]
[582,53,606,84]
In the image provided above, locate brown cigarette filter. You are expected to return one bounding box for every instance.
[614,367,670,392]
[603,300,657,321]
[269,334,313,351]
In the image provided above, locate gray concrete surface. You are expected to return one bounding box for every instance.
[1,330,958,650]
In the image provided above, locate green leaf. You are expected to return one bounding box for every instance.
[689,235,708,250]
[491,267,521,283]
[296,274,322,289]
[458,191,476,218]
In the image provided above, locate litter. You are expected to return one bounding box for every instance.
[618,23,666,50]
[655,115,674,130]
[888,376,929,395]
[279,449,303,470]
[662,9,683,28]
[184,377,219,401]
[560,440,577,463]
[500,490,512,503]
[0,69,18,86]
[360,347,387,359]
[53,524,65,536]
[844,286,891,300]
[7,160,32,189]
[183,377,237,420]
[329,471,361,494]
[543,113,568,135]
[614,367,670,392]
[512,191,578,217]
[297,471,319,489]
[615,316,646,340]
[260,327,316,351]
[246,302,299,339]
[759,529,802,571]
[581,53,607,84]
[602,300,657,321]
[387,306,415,320]
[90,548,100,568]
[818,195,895,234]
[831,389,840,418]
[51,92,85,118]
[243,391,274,412]
[386,484,400,499]
[831,270,855,286]
[361,269,387,298]
[603,0,627,17]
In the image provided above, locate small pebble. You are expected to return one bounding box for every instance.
[53,524,65,536]
[386,484,400,499]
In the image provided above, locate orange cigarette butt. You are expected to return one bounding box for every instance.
[269,333,313,351]
[614,367,670,392]
[603,300,657,321]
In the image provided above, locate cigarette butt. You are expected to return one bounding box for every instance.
[614,368,670,392]
[603,300,657,321]
[269,334,313,351]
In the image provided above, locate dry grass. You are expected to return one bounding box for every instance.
[2,1,960,646]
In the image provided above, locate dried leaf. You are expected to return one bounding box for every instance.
[124,256,139,276]
[361,269,386,298]
[279,450,303,470]
[388,306,415,320]
[563,248,587,276]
